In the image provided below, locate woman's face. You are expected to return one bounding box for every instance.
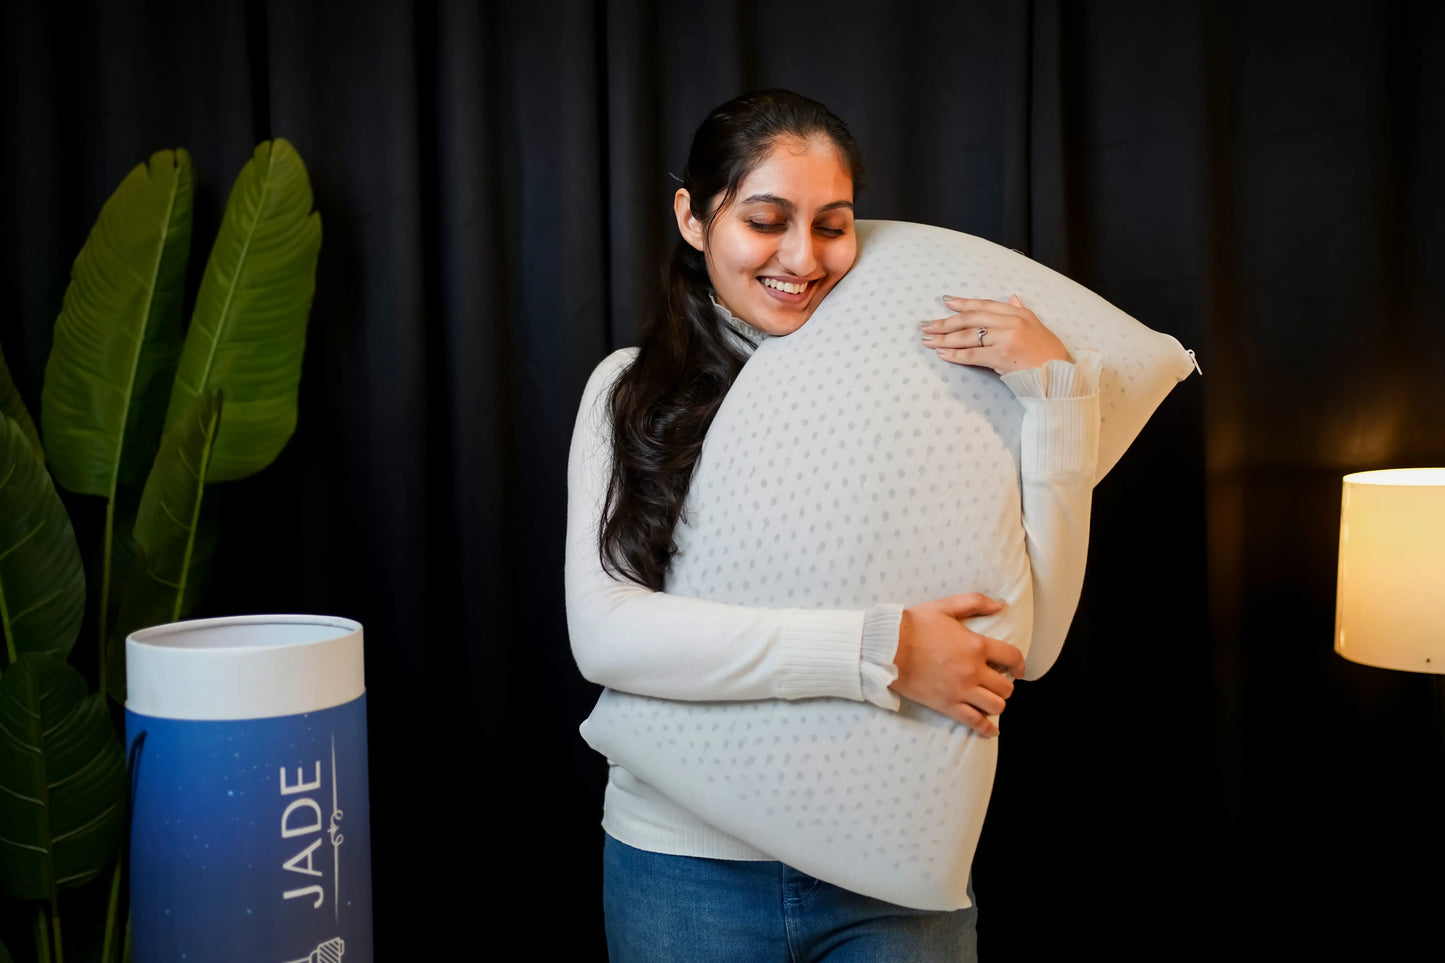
[675,136,857,337]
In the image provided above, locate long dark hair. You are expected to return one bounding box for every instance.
[601,89,866,589]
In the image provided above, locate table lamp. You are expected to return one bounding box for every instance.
[1335,468,1445,673]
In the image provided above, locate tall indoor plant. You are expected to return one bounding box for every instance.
[0,139,322,963]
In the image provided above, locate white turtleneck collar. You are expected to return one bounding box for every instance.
[710,294,770,354]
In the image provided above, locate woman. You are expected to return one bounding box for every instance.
[566,89,1098,960]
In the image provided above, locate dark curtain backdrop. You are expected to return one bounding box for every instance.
[3,1,1442,959]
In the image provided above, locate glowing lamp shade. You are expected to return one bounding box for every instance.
[1336,469,1445,673]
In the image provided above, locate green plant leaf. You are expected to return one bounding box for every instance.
[0,936,12,963]
[0,417,85,665]
[110,391,220,700]
[104,485,143,629]
[165,139,321,482]
[0,653,126,901]
[102,487,141,705]
[41,149,193,496]
[0,341,42,466]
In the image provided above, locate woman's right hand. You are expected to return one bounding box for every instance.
[890,594,1025,738]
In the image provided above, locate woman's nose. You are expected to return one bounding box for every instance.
[778,227,818,276]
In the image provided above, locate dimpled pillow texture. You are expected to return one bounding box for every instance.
[580,220,1194,910]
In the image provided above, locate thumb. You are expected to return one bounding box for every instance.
[932,593,1007,619]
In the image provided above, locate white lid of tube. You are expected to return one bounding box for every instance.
[126,614,365,720]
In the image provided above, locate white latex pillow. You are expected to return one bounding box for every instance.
[580,220,1194,910]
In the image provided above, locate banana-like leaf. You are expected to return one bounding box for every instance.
[42,149,193,496]
[0,417,85,665]
[102,486,142,704]
[111,391,220,700]
[0,653,126,900]
[104,485,143,625]
[108,512,218,706]
[165,139,321,482]
[0,341,42,465]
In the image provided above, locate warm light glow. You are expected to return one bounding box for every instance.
[1335,469,1445,674]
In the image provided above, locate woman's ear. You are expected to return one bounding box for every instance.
[674,188,706,252]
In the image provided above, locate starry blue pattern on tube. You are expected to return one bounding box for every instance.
[125,696,372,963]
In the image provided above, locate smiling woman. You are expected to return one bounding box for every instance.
[565,89,1089,962]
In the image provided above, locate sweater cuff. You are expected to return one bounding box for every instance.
[860,604,903,710]
[1000,350,1102,400]
[775,608,872,702]
[1003,351,1101,481]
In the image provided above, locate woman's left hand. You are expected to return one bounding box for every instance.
[921,293,1072,374]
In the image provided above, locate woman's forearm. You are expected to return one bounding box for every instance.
[1001,353,1102,679]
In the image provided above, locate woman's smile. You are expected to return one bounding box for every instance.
[759,275,815,300]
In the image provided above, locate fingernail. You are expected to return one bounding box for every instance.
[942,295,962,303]
[920,334,934,342]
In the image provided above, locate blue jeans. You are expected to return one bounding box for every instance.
[603,835,978,962]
